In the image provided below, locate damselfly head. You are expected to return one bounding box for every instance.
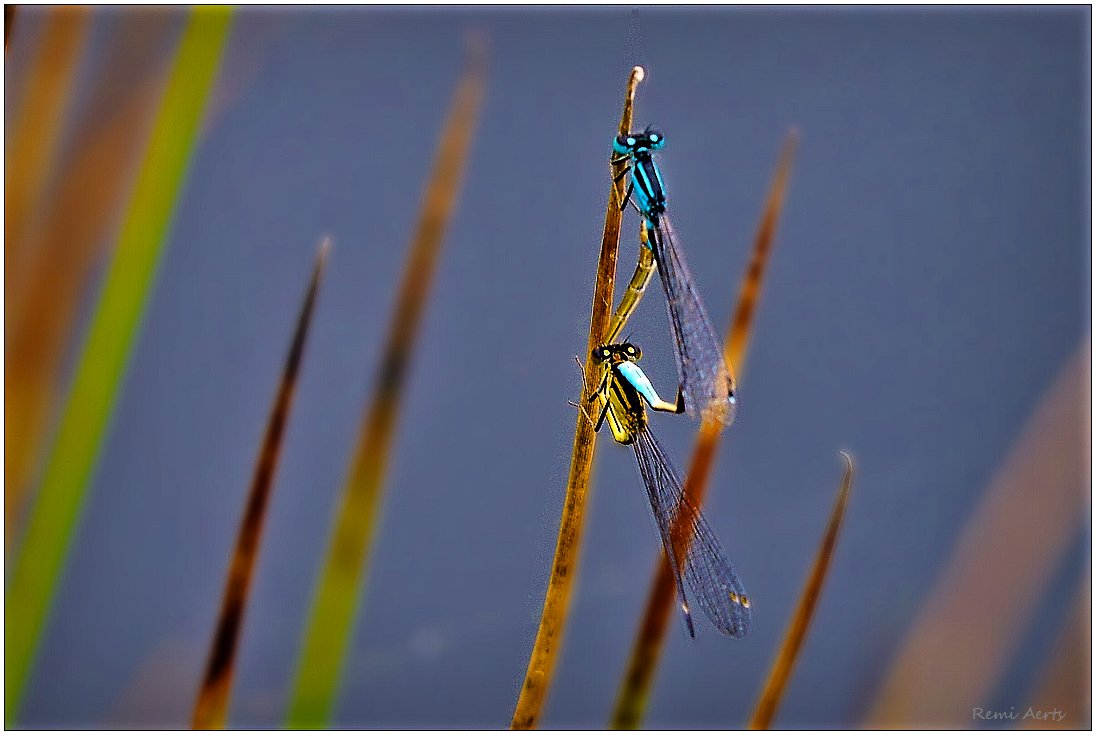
[592,343,643,364]
[613,128,665,155]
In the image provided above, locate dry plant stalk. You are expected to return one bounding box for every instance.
[748,452,854,729]
[5,15,172,550]
[4,5,90,293]
[866,340,1090,727]
[611,131,798,730]
[191,240,330,730]
[1022,574,1091,729]
[509,65,645,731]
[285,42,486,728]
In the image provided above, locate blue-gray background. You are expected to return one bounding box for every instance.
[7,6,1091,729]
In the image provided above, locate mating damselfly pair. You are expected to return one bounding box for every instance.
[581,125,750,639]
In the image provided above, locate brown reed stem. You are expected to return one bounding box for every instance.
[5,19,171,552]
[509,65,645,730]
[5,5,90,293]
[611,130,799,729]
[748,451,854,729]
[190,240,329,729]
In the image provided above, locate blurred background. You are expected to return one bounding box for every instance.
[4,5,1090,729]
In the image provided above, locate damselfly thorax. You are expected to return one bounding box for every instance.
[611,128,667,221]
[587,342,684,445]
[600,364,646,445]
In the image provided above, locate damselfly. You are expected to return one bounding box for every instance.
[608,128,737,429]
[580,342,751,638]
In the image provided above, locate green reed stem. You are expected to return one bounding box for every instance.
[285,41,486,728]
[4,8,232,725]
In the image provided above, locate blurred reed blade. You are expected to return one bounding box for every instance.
[748,452,854,730]
[284,42,487,729]
[866,340,1090,727]
[1022,573,1091,729]
[191,240,330,730]
[611,130,798,730]
[509,65,644,732]
[6,11,175,554]
[3,8,233,725]
[5,5,90,297]
[725,129,799,374]
[5,5,15,51]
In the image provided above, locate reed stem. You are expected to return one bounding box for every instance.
[4,5,89,290]
[6,18,171,555]
[191,240,329,730]
[748,452,854,729]
[509,65,644,731]
[285,42,486,728]
[3,8,232,725]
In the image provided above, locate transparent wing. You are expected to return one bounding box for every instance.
[648,215,735,428]
[632,426,751,638]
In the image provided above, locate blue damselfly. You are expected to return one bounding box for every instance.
[608,128,737,429]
